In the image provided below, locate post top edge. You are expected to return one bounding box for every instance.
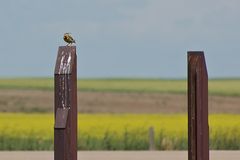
[58,46,76,49]
[187,51,204,54]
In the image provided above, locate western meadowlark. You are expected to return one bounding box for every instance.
[63,33,76,45]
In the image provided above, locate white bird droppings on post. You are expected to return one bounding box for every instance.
[59,52,72,74]
[59,55,65,75]
[58,51,72,109]
[66,54,72,73]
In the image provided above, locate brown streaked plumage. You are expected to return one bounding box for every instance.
[63,33,76,45]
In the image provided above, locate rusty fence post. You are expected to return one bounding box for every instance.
[188,51,209,160]
[54,46,77,160]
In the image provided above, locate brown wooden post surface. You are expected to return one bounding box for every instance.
[188,51,209,160]
[54,46,77,160]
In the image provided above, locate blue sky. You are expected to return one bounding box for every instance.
[1,0,240,78]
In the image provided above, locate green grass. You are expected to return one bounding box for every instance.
[0,78,240,96]
[78,79,187,94]
[0,78,53,90]
[0,113,240,150]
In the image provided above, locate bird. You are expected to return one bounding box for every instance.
[63,33,76,46]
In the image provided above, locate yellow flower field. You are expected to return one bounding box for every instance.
[0,113,240,150]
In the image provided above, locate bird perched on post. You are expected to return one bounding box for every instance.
[63,33,76,46]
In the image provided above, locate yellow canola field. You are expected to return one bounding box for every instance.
[0,113,240,150]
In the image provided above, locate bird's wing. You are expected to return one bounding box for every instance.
[69,35,76,43]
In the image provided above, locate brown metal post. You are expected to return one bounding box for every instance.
[54,46,77,160]
[188,51,209,160]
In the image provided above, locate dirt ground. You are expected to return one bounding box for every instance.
[0,151,240,160]
[0,89,239,113]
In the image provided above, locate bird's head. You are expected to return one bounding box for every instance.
[64,33,71,36]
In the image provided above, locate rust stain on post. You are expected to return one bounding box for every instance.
[54,46,77,160]
[188,51,209,160]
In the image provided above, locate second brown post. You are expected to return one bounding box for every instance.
[188,51,209,160]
